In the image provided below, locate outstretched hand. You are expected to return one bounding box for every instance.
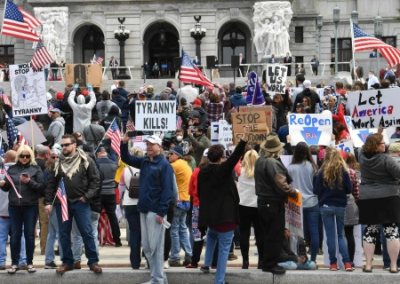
[74,83,79,91]
[87,83,93,92]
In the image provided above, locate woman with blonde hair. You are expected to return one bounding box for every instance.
[0,145,45,274]
[313,147,353,272]
[238,150,264,269]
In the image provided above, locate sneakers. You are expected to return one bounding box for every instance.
[169,259,181,267]
[228,253,238,261]
[200,266,210,273]
[186,264,198,268]
[330,264,338,271]
[163,261,170,269]
[182,258,191,266]
[45,261,58,269]
[344,263,353,272]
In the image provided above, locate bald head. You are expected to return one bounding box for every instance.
[4,150,16,163]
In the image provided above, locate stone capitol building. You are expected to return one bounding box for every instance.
[0,0,399,78]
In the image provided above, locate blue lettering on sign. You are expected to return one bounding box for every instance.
[336,144,351,153]
[345,117,353,129]
[357,129,373,143]
[300,127,322,145]
[289,114,331,127]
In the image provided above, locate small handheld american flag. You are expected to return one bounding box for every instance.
[105,119,121,157]
[56,178,68,222]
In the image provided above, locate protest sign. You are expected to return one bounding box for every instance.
[232,110,268,144]
[288,111,333,146]
[349,128,390,148]
[280,155,318,168]
[246,71,265,105]
[266,64,287,95]
[285,192,303,238]
[347,88,400,129]
[135,101,176,131]
[210,121,219,145]
[334,139,354,155]
[239,105,272,131]
[9,63,47,117]
[16,120,47,146]
[218,120,233,148]
[65,64,103,88]
[344,116,354,130]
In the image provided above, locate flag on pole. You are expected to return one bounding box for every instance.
[31,38,53,71]
[0,140,4,158]
[105,119,121,157]
[180,50,213,88]
[92,54,103,65]
[0,91,11,107]
[19,134,28,146]
[5,115,18,149]
[352,23,400,67]
[56,178,69,222]
[126,120,135,132]
[139,84,146,94]
[1,165,22,198]
[1,0,41,42]
[132,136,143,143]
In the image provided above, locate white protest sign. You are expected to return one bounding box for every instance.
[9,63,47,117]
[349,128,390,148]
[280,155,318,168]
[266,64,287,95]
[334,139,354,155]
[288,111,333,146]
[344,116,354,130]
[285,193,303,238]
[210,121,219,145]
[218,120,232,148]
[16,120,47,146]
[347,88,399,129]
[135,101,176,131]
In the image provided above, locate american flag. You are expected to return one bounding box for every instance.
[180,50,213,88]
[132,136,143,143]
[105,119,121,156]
[1,0,41,42]
[126,120,135,132]
[92,55,103,65]
[5,115,18,149]
[0,93,11,107]
[19,134,28,146]
[176,116,182,129]
[1,165,22,198]
[0,141,4,158]
[31,39,53,71]
[139,84,146,94]
[56,178,68,222]
[47,101,54,117]
[352,23,400,67]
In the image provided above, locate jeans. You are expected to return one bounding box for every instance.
[45,209,63,264]
[303,204,320,261]
[56,201,99,267]
[170,207,192,261]
[141,212,167,284]
[0,217,26,266]
[52,70,58,80]
[125,205,141,269]
[320,205,350,264]
[9,205,38,265]
[72,211,100,263]
[204,228,234,284]
[101,194,121,244]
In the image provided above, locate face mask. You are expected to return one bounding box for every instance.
[176,135,183,142]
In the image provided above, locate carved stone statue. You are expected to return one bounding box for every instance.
[253,1,293,62]
[33,7,69,63]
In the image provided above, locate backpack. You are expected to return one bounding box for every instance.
[127,167,139,199]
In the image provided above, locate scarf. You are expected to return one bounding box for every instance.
[55,147,89,179]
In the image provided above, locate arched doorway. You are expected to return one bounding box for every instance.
[143,22,179,78]
[73,25,105,64]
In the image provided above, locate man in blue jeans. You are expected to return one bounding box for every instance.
[44,134,102,274]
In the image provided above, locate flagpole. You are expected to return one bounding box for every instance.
[30,116,34,150]
[1,1,7,35]
[94,117,116,153]
[350,19,357,83]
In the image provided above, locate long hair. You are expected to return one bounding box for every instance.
[345,152,360,171]
[241,150,259,178]
[291,142,317,170]
[320,147,347,189]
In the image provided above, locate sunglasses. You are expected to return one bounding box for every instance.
[60,143,73,148]
[19,154,31,159]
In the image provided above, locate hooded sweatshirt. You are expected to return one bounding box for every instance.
[230,93,247,107]
[96,99,120,120]
[48,116,65,144]
[100,105,122,130]
[68,91,96,133]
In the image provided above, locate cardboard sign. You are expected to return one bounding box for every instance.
[285,192,303,238]
[218,120,233,148]
[239,105,272,132]
[9,63,47,117]
[65,64,103,88]
[266,64,287,95]
[349,128,390,148]
[334,139,354,155]
[288,111,333,146]
[232,110,268,144]
[347,88,399,129]
[135,101,176,131]
[16,120,47,146]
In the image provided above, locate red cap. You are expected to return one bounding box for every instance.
[339,150,347,160]
[193,99,202,106]
[81,90,89,96]
[56,92,64,100]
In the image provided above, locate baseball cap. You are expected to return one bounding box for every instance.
[144,135,162,146]
[303,80,311,88]
[56,92,64,100]
[50,108,62,113]
[81,90,89,96]
[193,99,202,106]
[296,103,304,108]
[189,111,200,119]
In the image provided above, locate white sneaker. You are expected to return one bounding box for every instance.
[164,261,170,269]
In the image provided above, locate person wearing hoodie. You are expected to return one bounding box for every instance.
[230,86,247,108]
[111,89,129,131]
[100,105,122,131]
[292,80,320,113]
[68,84,96,133]
[96,90,120,120]
[48,108,66,144]
[190,99,207,128]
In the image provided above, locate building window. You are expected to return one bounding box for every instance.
[382,36,396,48]
[294,56,304,64]
[0,45,14,66]
[331,38,351,72]
[220,23,246,64]
[295,27,303,43]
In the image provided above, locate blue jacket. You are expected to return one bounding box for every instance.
[96,157,118,195]
[230,93,247,107]
[112,96,129,121]
[120,142,174,217]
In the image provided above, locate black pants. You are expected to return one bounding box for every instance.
[101,194,121,243]
[239,205,264,263]
[164,203,174,261]
[258,199,285,269]
[111,68,117,79]
[312,67,318,76]
[344,226,355,262]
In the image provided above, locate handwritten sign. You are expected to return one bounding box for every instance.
[10,63,47,117]
[349,128,390,148]
[232,110,268,144]
[347,88,399,129]
[335,139,354,155]
[288,111,333,146]
[65,64,103,88]
[285,192,303,238]
[239,105,272,131]
[266,64,287,95]
[218,120,233,148]
[135,101,176,131]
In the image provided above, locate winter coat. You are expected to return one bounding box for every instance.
[230,93,247,107]
[48,116,65,144]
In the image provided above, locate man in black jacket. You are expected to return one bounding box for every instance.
[44,134,102,274]
[292,80,320,113]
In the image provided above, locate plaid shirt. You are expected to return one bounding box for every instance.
[202,87,226,124]
[348,168,359,201]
